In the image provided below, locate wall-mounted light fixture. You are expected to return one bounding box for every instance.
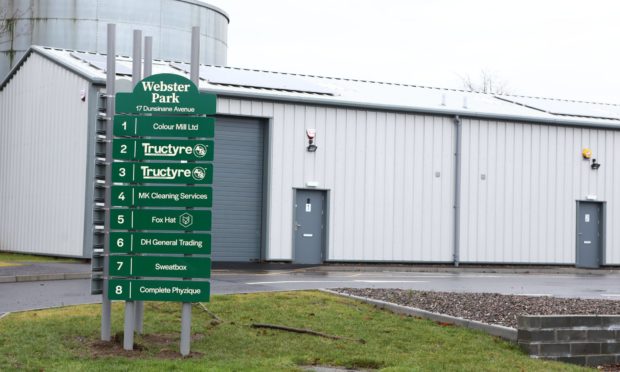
[582,148,600,170]
[306,128,317,152]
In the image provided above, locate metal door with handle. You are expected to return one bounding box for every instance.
[293,190,325,264]
[576,202,602,268]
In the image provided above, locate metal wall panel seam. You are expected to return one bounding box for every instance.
[333,108,346,259]
[387,112,397,260]
[412,115,422,259]
[324,107,335,259]
[394,115,403,259]
[402,115,413,260]
[394,114,404,260]
[357,111,368,260]
[353,110,365,260]
[375,112,387,260]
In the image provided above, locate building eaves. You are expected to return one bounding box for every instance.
[4,46,620,130]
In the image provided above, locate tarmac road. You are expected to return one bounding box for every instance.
[2,269,620,313]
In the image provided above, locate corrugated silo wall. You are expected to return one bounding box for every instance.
[459,118,620,265]
[0,0,229,79]
[0,53,91,257]
[217,98,456,262]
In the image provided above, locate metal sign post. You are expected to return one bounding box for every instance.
[181,25,202,357]
[101,22,116,343]
[105,28,214,356]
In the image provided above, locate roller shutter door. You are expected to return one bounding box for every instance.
[211,117,264,261]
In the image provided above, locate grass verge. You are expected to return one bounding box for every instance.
[0,251,83,265]
[0,291,588,371]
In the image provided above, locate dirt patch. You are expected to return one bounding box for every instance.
[84,332,204,359]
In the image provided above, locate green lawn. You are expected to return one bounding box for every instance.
[0,251,83,265]
[0,291,588,371]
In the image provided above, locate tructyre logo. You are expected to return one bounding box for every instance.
[141,143,194,157]
[179,213,193,228]
[192,167,206,180]
[140,165,206,180]
[193,144,207,158]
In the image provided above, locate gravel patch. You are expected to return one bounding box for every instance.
[334,289,620,329]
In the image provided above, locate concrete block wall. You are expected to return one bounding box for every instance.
[518,315,620,366]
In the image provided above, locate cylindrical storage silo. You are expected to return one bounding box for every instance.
[0,0,228,78]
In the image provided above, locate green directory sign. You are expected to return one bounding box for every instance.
[111,186,212,207]
[107,72,216,309]
[108,279,210,302]
[110,209,212,231]
[115,74,216,115]
[112,162,213,184]
[113,139,214,161]
[114,116,214,138]
[110,232,211,254]
[109,256,211,278]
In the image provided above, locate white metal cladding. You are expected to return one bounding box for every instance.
[0,53,90,257]
[217,98,456,262]
[459,118,620,264]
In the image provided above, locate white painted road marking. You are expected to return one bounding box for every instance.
[247,280,352,285]
[246,280,428,285]
[353,280,428,283]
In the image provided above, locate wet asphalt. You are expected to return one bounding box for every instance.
[2,261,620,313]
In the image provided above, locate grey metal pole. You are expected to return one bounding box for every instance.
[101,23,116,342]
[124,300,135,350]
[123,29,143,350]
[180,302,192,355]
[132,30,143,84]
[180,25,201,357]
[190,26,200,83]
[133,34,152,336]
[144,36,153,78]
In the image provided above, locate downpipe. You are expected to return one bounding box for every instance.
[453,116,462,267]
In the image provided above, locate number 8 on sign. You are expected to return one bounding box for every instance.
[108,280,131,300]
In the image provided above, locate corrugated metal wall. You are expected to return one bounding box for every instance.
[460,118,620,264]
[0,54,90,257]
[217,98,456,262]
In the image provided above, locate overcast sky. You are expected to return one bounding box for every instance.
[205,0,620,104]
[206,0,620,104]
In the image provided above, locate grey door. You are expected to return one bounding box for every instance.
[211,117,265,262]
[576,202,602,268]
[294,190,325,264]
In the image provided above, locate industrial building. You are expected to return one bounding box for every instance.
[1,45,619,268]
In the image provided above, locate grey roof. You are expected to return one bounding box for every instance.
[4,46,620,129]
